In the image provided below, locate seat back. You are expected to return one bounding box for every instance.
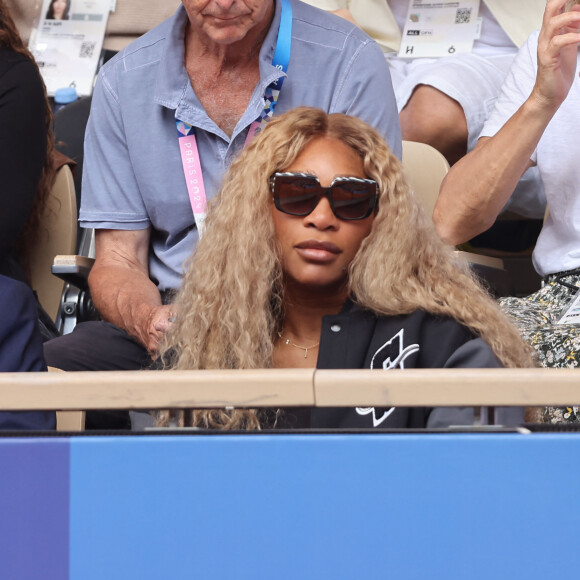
[401,140,506,292]
[401,140,450,218]
[28,165,77,322]
[54,96,92,241]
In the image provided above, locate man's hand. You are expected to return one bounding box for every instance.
[532,0,580,111]
[89,229,177,357]
[143,304,177,356]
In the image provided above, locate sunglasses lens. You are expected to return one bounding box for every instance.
[272,174,377,220]
[274,176,320,216]
[330,180,376,220]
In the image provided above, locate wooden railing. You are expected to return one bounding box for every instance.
[0,368,579,411]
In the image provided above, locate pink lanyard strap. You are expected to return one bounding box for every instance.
[176,121,207,236]
[176,0,292,238]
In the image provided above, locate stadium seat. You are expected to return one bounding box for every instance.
[401,140,508,295]
[28,164,77,324]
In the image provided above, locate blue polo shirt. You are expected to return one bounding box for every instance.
[80,0,401,291]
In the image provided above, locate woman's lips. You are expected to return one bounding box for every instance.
[295,240,341,262]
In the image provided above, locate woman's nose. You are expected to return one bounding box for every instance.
[304,196,338,229]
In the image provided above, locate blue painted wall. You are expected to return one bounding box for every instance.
[68,434,580,580]
[0,439,69,580]
[1,433,579,580]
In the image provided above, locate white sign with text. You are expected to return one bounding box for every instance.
[398,0,481,58]
[29,0,110,96]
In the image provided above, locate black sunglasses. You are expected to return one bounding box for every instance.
[270,172,378,221]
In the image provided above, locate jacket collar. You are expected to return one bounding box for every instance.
[317,299,377,369]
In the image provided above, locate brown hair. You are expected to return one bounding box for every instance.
[0,0,56,274]
[45,0,71,20]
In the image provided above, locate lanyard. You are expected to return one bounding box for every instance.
[177,0,292,237]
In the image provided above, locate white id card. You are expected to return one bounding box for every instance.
[556,289,580,325]
[398,0,481,58]
[28,0,110,96]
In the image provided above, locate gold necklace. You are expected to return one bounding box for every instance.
[277,331,320,359]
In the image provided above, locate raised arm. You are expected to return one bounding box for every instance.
[88,229,174,355]
[434,0,580,246]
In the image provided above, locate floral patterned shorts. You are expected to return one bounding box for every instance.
[499,272,580,424]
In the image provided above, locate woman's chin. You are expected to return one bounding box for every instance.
[285,273,348,297]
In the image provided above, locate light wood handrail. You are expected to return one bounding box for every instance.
[0,368,579,410]
[314,368,580,406]
[0,369,315,411]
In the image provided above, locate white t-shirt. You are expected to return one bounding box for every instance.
[388,0,514,56]
[481,31,580,277]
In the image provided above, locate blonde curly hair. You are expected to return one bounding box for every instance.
[158,107,534,429]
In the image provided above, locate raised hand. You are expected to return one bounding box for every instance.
[532,0,580,111]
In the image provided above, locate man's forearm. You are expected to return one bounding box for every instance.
[434,98,555,246]
[88,264,162,347]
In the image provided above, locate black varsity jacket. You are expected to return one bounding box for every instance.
[276,300,501,429]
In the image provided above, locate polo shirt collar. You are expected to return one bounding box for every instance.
[258,0,285,86]
[153,1,286,134]
[154,6,191,112]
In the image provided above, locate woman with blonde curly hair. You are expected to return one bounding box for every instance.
[159,106,533,430]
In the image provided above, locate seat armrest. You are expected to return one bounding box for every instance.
[455,251,508,297]
[52,255,95,291]
[455,251,504,270]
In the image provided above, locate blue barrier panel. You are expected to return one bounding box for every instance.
[0,438,69,580]
[68,433,580,580]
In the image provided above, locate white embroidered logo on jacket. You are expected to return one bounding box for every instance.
[356,329,420,427]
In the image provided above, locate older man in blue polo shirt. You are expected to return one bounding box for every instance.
[45,0,401,389]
